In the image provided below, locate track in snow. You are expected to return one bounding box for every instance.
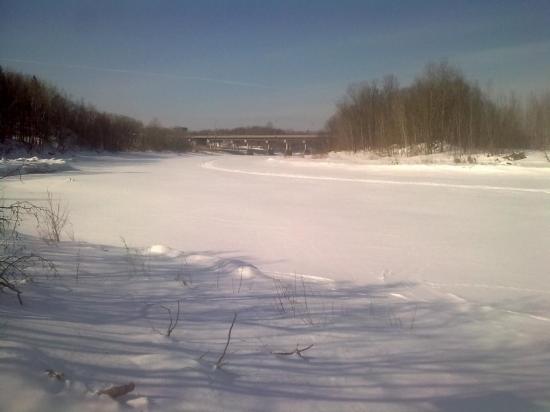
[202,159,550,195]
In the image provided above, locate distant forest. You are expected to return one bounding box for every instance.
[327,62,550,153]
[2,64,549,154]
[191,125,290,136]
[0,66,189,152]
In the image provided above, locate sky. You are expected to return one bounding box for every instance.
[1,0,549,130]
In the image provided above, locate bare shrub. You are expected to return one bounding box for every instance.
[149,300,182,337]
[36,191,69,243]
[120,237,147,277]
[1,201,39,239]
[162,301,181,337]
[272,275,314,325]
[272,277,296,316]
[0,200,56,304]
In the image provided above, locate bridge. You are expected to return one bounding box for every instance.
[187,133,327,155]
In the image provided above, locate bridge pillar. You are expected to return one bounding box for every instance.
[245,139,253,155]
[284,139,292,156]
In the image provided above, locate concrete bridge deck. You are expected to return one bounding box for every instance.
[188,134,327,155]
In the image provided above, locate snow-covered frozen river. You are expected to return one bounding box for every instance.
[5,153,550,308]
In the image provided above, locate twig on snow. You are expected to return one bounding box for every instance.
[161,301,181,337]
[151,301,181,337]
[272,343,314,359]
[44,369,65,381]
[215,312,238,369]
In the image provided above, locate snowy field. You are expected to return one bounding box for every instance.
[1,152,550,411]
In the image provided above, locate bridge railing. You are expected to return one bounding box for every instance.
[187,134,328,155]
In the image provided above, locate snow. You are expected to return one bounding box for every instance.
[1,151,550,411]
[322,149,550,168]
[144,244,181,258]
[1,156,72,177]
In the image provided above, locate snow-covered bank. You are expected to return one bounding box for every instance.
[0,156,73,177]
[1,237,549,412]
[1,153,550,411]
[276,149,550,172]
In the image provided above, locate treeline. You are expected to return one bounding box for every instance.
[327,62,550,153]
[191,125,293,136]
[0,67,189,152]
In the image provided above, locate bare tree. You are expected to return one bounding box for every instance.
[326,61,544,153]
[0,66,189,153]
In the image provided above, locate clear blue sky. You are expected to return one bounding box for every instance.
[1,0,549,130]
